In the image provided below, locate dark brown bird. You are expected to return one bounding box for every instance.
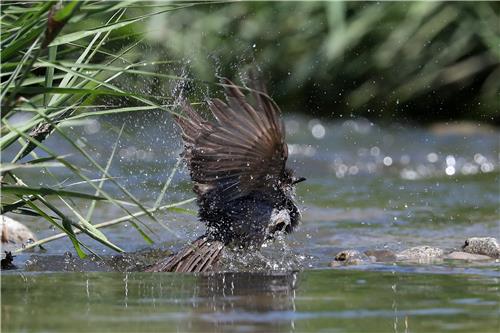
[146,76,305,272]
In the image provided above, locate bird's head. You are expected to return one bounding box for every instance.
[280,168,306,198]
[265,171,305,238]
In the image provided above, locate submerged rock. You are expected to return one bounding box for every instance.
[330,249,373,267]
[445,251,493,261]
[396,246,444,261]
[0,215,37,252]
[462,237,500,258]
[364,249,397,262]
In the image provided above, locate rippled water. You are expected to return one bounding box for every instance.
[2,270,499,333]
[2,113,499,332]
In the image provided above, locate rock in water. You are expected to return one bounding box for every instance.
[396,246,444,261]
[1,215,37,252]
[462,237,500,258]
[364,249,397,262]
[330,249,373,267]
[445,251,493,261]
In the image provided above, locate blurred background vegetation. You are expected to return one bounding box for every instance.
[1,0,498,257]
[145,1,499,124]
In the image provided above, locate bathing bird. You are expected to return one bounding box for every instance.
[146,75,305,272]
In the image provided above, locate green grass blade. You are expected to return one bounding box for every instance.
[0,34,42,101]
[36,196,102,258]
[16,86,158,98]
[27,107,177,236]
[52,0,81,22]
[1,119,156,242]
[0,161,64,173]
[1,185,108,201]
[24,200,88,258]
[49,7,189,47]
[153,157,182,210]
[66,105,166,120]
[86,123,124,222]
[58,196,124,253]
[15,198,196,253]
[62,215,88,258]
[44,45,58,106]
[49,8,125,106]
[0,27,43,62]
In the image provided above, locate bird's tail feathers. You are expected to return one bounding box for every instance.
[145,236,224,272]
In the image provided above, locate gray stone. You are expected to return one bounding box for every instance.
[462,237,500,258]
[445,251,494,261]
[330,249,373,267]
[363,249,396,262]
[396,246,444,261]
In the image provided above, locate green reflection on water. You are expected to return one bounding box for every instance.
[2,270,499,333]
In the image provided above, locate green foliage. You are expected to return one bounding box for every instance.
[1,1,498,258]
[149,1,499,123]
[0,1,199,257]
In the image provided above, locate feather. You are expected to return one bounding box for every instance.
[175,77,287,202]
[144,236,224,272]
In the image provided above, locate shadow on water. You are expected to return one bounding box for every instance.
[2,270,499,333]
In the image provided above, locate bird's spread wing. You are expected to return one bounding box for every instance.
[174,77,287,201]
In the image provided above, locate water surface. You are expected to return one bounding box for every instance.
[2,114,499,332]
[2,270,499,333]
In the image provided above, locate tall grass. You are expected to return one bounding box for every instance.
[0,1,201,257]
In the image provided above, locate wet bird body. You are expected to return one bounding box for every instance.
[146,76,303,273]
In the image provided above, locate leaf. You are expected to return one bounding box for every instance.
[42,1,82,48]
[53,0,81,22]
[44,45,58,106]
[27,108,166,236]
[62,217,88,259]
[15,197,196,252]
[49,7,183,47]
[2,117,157,243]
[86,123,124,222]
[49,8,126,107]
[9,207,60,219]
[59,196,124,253]
[1,185,108,201]
[0,161,64,173]
[0,27,43,62]
[153,158,182,210]
[67,105,163,120]
[16,86,154,98]
[25,200,87,258]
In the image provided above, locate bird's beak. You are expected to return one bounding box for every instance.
[292,176,306,185]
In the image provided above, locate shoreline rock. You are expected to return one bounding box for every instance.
[1,215,37,252]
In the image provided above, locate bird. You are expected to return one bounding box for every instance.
[146,74,305,272]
